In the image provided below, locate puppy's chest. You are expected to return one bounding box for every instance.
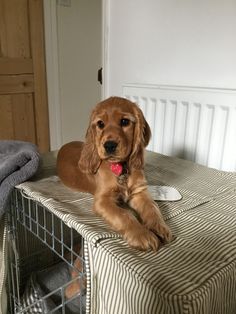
[114,174,131,202]
[98,162,133,201]
[113,171,146,203]
[116,173,128,186]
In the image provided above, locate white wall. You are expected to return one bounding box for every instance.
[106,0,236,96]
[57,0,102,144]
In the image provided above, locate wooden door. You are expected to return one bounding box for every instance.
[0,0,50,152]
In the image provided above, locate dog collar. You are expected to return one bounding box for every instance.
[110,162,128,176]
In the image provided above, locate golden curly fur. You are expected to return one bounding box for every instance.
[57,97,172,251]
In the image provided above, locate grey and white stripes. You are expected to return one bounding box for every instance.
[17,151,236,314]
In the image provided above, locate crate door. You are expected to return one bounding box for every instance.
[0,0,50,153]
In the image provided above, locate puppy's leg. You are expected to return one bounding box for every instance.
[65,258,83,299]
[65,244,86,299]
[94,195,160,251]
[129,190,172,243]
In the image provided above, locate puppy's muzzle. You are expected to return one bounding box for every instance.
[104,141,118,154]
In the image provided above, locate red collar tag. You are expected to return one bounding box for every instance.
[110,162,123,176]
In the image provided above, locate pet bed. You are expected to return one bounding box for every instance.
[20,261,86,314]
[6,150,236,314]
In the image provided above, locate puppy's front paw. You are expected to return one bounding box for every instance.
[142,205,173,243]
[150,220,172,243]
[124,226,160,251]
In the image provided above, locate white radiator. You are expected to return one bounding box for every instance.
[123,84,236,172]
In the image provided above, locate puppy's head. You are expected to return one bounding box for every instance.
[79,97,151,174]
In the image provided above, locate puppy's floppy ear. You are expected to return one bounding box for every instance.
[78,121,101,174]
[142,117,151,147]
[129,104,151,170]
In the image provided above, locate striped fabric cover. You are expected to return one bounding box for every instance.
[17,151,236,314]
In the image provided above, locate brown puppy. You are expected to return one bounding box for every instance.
[57,97,172,251]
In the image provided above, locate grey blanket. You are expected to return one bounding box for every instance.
[0,140,41,216]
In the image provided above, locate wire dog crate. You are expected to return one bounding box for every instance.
[7,188,87,314]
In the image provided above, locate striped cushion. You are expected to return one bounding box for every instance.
[17,151,236,314]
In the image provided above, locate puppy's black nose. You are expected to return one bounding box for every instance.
[104,141,118,154]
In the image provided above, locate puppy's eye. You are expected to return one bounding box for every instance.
[97,120,105,129]
[120,118,130,127]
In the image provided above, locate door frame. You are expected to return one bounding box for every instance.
[102,0,110,99]
[43,0,109,150]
